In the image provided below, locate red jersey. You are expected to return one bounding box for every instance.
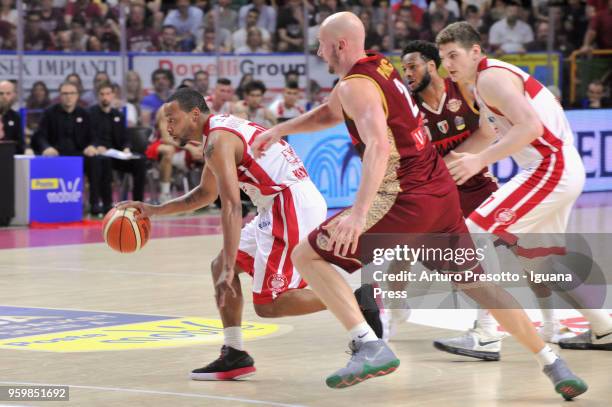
[417,78,493,192]
[342,53,454,196]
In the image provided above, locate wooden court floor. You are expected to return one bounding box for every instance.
[0,201,611,406]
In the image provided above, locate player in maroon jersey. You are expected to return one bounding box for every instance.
[251,13,581,397]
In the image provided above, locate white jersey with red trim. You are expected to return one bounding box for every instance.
[474,57,574,169]
[268,99,305,121]
[205,95,231,115]
[203,114,310,210]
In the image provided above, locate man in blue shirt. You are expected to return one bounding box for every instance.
[141,68,174,127]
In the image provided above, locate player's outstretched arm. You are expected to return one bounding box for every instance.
[444,113,496,165]
[116,164,218,218]
[251,91,344,158]
[324,78,390,257]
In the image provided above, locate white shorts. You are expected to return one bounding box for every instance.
[467,146,585,257]
[236,180,327,304]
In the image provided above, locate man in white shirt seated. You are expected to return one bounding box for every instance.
[488,0,534,54]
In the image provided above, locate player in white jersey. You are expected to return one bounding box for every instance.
[432,22,610,389]
[118,88,328,380]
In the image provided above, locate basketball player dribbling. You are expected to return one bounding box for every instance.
[252,12,587,399]
[119,88,329,380]
[435,22,612,359]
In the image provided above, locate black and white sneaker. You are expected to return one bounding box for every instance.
[190,346,256,380]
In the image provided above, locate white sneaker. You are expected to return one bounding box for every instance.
[159,192,173,204]
[559,329,612,350]
[538,323,576,344]
[388,308,411,341]
[433,327,504,361]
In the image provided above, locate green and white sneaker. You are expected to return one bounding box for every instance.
[543,358,588,400]
[325,339,400,389]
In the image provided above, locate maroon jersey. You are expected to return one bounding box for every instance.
[417,78,493,192]
[342,53,454,196]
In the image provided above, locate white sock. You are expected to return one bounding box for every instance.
[476,309,498,336]
[536,297,558,327]
[349,321,378,343]
[161,182,170,194]
[535,345,559,368]
[223,326,243,351]
[579,309,612,335]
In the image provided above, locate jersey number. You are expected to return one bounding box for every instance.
[393,78,420,119]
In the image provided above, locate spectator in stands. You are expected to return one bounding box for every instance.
[277,0,305,52]
[200,11,233,50]
[194,28,231,52]
[55,30,75,52]
[32,82,104,215]
[205,77,233,114]
[235,73,253,100]
[163,0,203,51]
[99,18,121,52]
[90,82,147,210]
[39,0,65,34]
[489,0,534,54]
[126,70,143,123]
[579,0,612,53]
[352,0,388,28]
[393,19,417,52]
[579,80,611,108]
[233,80,276,127]
[82,71,111,107]
[0,0,17,26]
[420,12,448,42]
[25,81,51,137]
[127,3,159,52]
[210,0,238,32]
[564,0,589,52]
[268,80,304,123]
[65,0,104,26]
[158,25,183,52]
[305,79,324,111]
[0,20,15,50]
[527,21,551,51]
[194,70,209,97]
[428,0,460,21]
[86,36,103,52]
[70,18,89,51]
[239,0,277,34]
[356,10,382,52]
[233,8,271,51]
[235,27,269,53]
[141,68,174,127]
[464,5,484,31]
[0,80,25,154]
[25,12,53,51]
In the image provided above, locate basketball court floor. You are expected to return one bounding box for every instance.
[0,192,611,406]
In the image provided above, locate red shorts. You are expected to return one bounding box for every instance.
[307,189,477,274]
[144,139,196,168]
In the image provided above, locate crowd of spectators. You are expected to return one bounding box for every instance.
[0,0,608,56]
[0,0,610,213]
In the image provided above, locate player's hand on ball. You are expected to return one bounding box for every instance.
[251,128,282,159]
[115,201,158,219]
[447,151,484,186]
[323,212,365,257]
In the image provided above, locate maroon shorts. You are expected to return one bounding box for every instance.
[307,189,477,274]
[459,177,499,217]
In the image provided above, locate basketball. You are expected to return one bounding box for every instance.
[102,207,151,253]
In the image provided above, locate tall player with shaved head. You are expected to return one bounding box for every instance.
[252,13,588,398]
